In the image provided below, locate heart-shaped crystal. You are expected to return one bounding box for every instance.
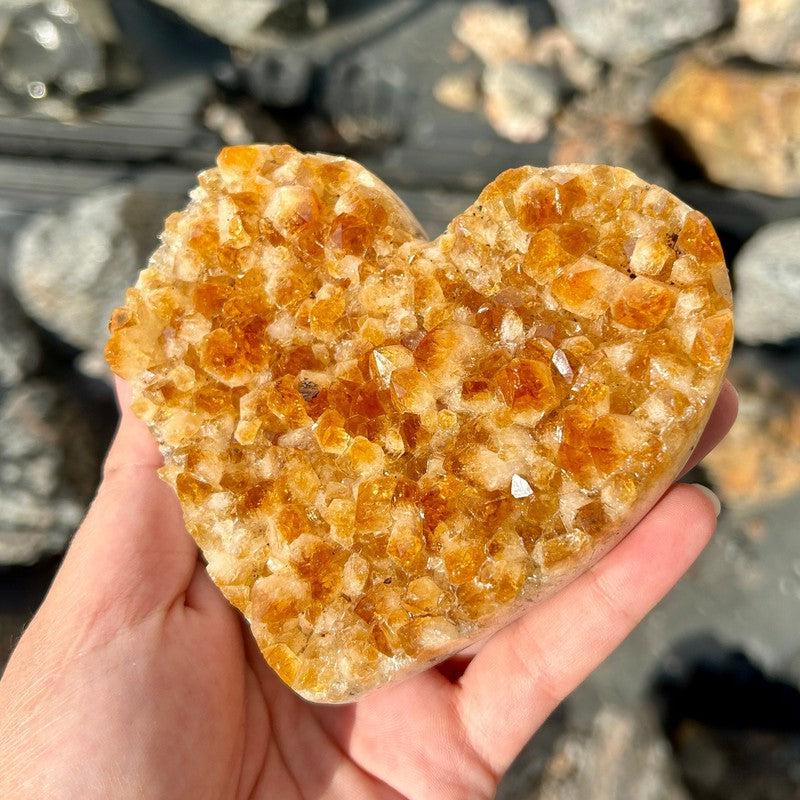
[106,145,732,702]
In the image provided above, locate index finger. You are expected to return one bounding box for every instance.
[453,483,720,778]
[679,379,738,477]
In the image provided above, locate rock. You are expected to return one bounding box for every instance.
[448,4,599,137]
[322,57,412,144]
[433,70,481,112]
[0,380,100,565]
[232,49,314,109]
[702,356,800,508]
[203,95,287,147]
[734,219,800,344]
[151,0,288,49]
[482,63,560,143]
[673,724,800,800]
[582,61,675,125]
[453,3,601,92]
[550,0,733,64]
[552,112,671,188]
[734,0,800,66]
[552,63,674,187]
[553,112,671,188]
[529,27,602,92]
[534,706,690,800]
[0,0,137,113]
[0,283,40,388]
[9,185,186,358]
[655,638,800,800]
[652,60,800,197]
[454,1,534,65]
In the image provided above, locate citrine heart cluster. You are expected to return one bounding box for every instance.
[106,145,732,702]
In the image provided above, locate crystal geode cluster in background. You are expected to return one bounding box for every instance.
[106,145,732,701]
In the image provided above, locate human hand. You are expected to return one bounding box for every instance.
[0,378,737,799]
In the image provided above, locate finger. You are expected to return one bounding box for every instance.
[455,482,719,776]
[435,647,480,682]
[680,379,738,477]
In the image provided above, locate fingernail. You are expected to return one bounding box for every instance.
[690,483,721,517]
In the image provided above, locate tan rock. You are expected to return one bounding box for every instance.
[454,1,534,65]
[703,360,800,508]
[652,60,800,197]
[735,0,800,66]
[433,70,481,112]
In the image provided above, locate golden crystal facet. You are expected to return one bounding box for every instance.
[106,145,732,702]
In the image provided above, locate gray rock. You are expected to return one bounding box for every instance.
[203,98,286,147]
[0,380,99,565]
[529,27,603,93]
[551,63,673,186]
[552,106,671,187]
[482,63,560,143]
[322,58,412,145]
[550,0,733,64]
[534,706,689,800]
[655,640,800,800]
[734,219,800,344]
[151,0,288,48]
[675,725,800,800]
[0,0,134,114]
[576,60,675,125]
[735,0,800,66]
[234,49,314,108]
[0,283,40,388]
[9,185,185,355]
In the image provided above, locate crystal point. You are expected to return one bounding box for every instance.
[511,474,534,499]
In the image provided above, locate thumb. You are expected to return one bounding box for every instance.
[103,377,164,477]
[44,379,199,631]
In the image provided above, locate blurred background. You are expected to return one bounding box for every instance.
[0,0,799,796]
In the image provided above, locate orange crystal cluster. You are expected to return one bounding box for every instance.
[106,145,733,702]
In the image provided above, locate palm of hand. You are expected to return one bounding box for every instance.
[0,382,736,799]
